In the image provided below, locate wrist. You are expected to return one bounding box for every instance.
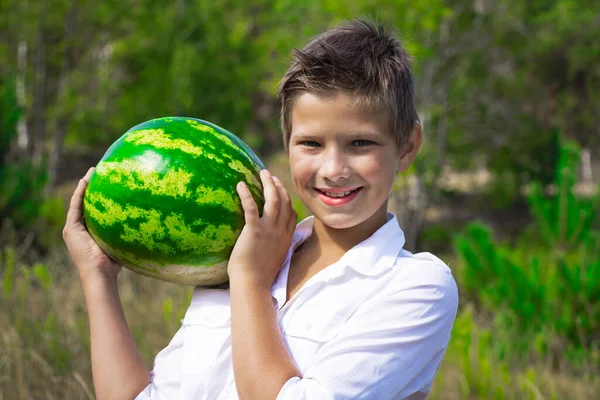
[78,268,122,316]
[79,267,119,289]
[228,271,272,294]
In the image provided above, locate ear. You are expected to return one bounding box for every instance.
[396,122,423,173]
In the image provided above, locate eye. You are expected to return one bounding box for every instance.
[352,139,375,147]
[299,140,321,148]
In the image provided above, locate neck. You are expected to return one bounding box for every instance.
[305,209,389,258]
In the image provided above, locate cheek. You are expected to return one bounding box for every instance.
[355,155,397,187]
[289,152,314,185]
[356,156,387,177]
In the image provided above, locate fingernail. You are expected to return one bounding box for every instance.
[262,169,271,177]
[273,176,281,185]
[238,181,247,190]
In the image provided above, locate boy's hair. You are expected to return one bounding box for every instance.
[277,19,419,150]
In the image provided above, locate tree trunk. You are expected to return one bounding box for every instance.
[46,0,77,195]
[28,0,49,169]
[581,147,592,182]
[402,14,453,251]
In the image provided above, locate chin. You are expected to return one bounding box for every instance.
[314,212,369,230]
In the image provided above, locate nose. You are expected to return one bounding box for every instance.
[319,146,351,182]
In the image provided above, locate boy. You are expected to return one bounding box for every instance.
[63,18,458,400]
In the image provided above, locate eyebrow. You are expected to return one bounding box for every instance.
[293,130,384,139]
[344,131,385,138]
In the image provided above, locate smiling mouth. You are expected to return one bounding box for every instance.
[316,187,363,198]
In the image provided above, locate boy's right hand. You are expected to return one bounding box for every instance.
[63,167,121,283]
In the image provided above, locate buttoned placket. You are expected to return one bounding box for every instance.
[278,260,340,313]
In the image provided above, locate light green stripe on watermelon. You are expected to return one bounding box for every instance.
[121,217,171,254]
[187,119,256,166]
[195,185,241,213]
[84,192,161,227]
[228,159,262,191]
[96,159,194,198]
[85,192,239,255]
[92,234,177,274]
[92,234,152,268]
[167,215,238,253]
[121,214,237,254]
[124,128,225,163]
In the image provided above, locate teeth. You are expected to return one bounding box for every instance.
[324,189,354,198]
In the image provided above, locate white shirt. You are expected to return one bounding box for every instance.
[135,213,458,400]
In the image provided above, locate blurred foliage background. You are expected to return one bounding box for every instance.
[1,0,599,398]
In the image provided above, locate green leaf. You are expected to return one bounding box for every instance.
[33,263,52,292]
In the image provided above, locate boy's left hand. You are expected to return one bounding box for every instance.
[227,169,297,290]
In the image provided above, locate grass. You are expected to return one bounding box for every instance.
[1,245,599,400]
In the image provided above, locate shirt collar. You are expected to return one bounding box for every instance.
[338,213,406,276]
[271,213,406,308]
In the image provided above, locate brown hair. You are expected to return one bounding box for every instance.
[277,18,419,150]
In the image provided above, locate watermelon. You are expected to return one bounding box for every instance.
[82,117,265,286]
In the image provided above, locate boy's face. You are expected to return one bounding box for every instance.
[288,92,420,231]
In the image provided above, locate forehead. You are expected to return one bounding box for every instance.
[290,92,392,137]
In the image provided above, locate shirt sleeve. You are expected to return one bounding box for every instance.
[134,324,185,400]
[277,263,459,400]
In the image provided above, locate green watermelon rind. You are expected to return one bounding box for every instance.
[82,116,265,285]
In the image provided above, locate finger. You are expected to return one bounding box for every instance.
[80,167,96,226]
[287,207,298,232]
[260,169,280,221]
[66,175,91,226]
[272,176,291,224]
[237,181,260,224]
[83,167,95,181]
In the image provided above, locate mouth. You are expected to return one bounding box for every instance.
[314,187,363,206]
[316,187,362,197]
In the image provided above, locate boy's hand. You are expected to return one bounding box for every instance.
[227,169,297,290]
[63,167,121,283]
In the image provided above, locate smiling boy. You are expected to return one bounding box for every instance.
[63,18,458,400]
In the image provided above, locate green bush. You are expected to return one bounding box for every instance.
[453,141,600,362]
[432,305,565,400]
